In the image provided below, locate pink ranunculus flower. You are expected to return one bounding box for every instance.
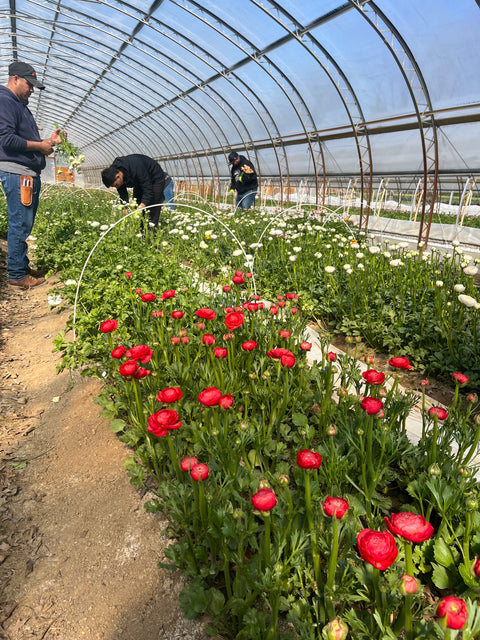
[452,372,469,386]
[384,512,434,543]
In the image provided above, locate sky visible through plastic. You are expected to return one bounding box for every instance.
[0,0,479,184]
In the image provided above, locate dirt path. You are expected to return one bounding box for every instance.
[0,240,208,640]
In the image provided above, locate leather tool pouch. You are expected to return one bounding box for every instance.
[20,175,33,207]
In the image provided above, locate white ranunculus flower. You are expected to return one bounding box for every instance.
[182,235,189,240]
[289,255,297,262]
[383,252,391,258]
[356,252,364,259]
[357,263,364,270]
[65,279,77,286]
[199,241,208,249]
[232,249,243,257]
[458,294,478,308]
[369,246,380,254]
[48,294,63,307]
[293,246,302,252]
[343,263,351,270]
[100,224,109,231]
[325,266,335,274]
[390,259,401,267]
[435,280,443,287]
[454,284,465,293]
[464,266,479,276]
[135,233,142,238]
[90,221,100,227]
[314,252,322,259]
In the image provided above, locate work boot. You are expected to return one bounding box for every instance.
[8,275,46,288]
[29,266,46,277]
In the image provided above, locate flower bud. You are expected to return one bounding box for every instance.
[400,574,418,595]
[259,478,270,489]
[322,618,348,640]
[473,557,480,579]
[429,463,441,477]
[278,474,289,486]
[466,496,478,510]
[327,425,337,436]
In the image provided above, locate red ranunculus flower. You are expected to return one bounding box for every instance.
[452,372,469,386]
[156,387,183,403]
[171,310,184,319]
[384,512,434,543]
[195,307,216,320]
[218,394,233,409]
[357,528,398,570]
[198,387,222,406]
[244,301,259,312]
[196,322,205,330]
[278,301,286,308]
[297,449,322,469]
[324,496,349,519]
[180,456,198,472]
[125,344,153,364]
[279,329,291,339]
[214,347,228,359]
[362,369,386,385]
[133,367,150,379]
[280,352,295,368]
[436,597,468,630]
[151,310,164,318]
[361,396,384,415]
[100,319,118,333]
[223,285,231,292]
[125,272,132,279]
[225,311,245,330]
[111,345,127,359]
[389,356,413,370]
[428,406,448,420]
[232,274,245,284]
[119,360,138,378]
[161,289,175,299]
[251,488,277,512]
[245,272,252,278]
[300,341,312,351]
[269,305,279,315]
[135,288,142,294]
[267,347,289,360]
[180,336,190,344]
[234,270,243,277]
[148,409,182,437]
[286,293,298,300]
[326,351,337,362]
[141,292,156,302]
[202,334,215,346]
[242,340,257,351]
[171,336,180,345]
[190,463,209,481]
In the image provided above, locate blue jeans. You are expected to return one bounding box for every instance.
[0,170,41,281]
[236,190,256,210]
[162,180,175,212]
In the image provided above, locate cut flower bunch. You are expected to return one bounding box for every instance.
[12,187,480,639]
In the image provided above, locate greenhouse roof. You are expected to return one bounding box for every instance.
[1,0,480,183]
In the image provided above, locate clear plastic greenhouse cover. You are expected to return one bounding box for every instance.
[1,0,479,189]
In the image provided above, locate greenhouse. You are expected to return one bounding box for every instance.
[1,1,480,639]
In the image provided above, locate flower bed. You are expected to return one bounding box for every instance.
[4,188,480,639]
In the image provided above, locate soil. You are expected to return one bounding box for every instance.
[0,239,459,640]
[0,237,210,640]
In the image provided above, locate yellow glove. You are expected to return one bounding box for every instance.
[229,189,235,194]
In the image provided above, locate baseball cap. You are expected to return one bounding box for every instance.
[8,62,45,89]
[228,151,239,164]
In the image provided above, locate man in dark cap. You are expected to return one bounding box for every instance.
[101,154,174,230]
[0,62,63,288]
[228,151,258,211]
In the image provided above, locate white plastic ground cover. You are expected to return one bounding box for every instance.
[350,214,480,254]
